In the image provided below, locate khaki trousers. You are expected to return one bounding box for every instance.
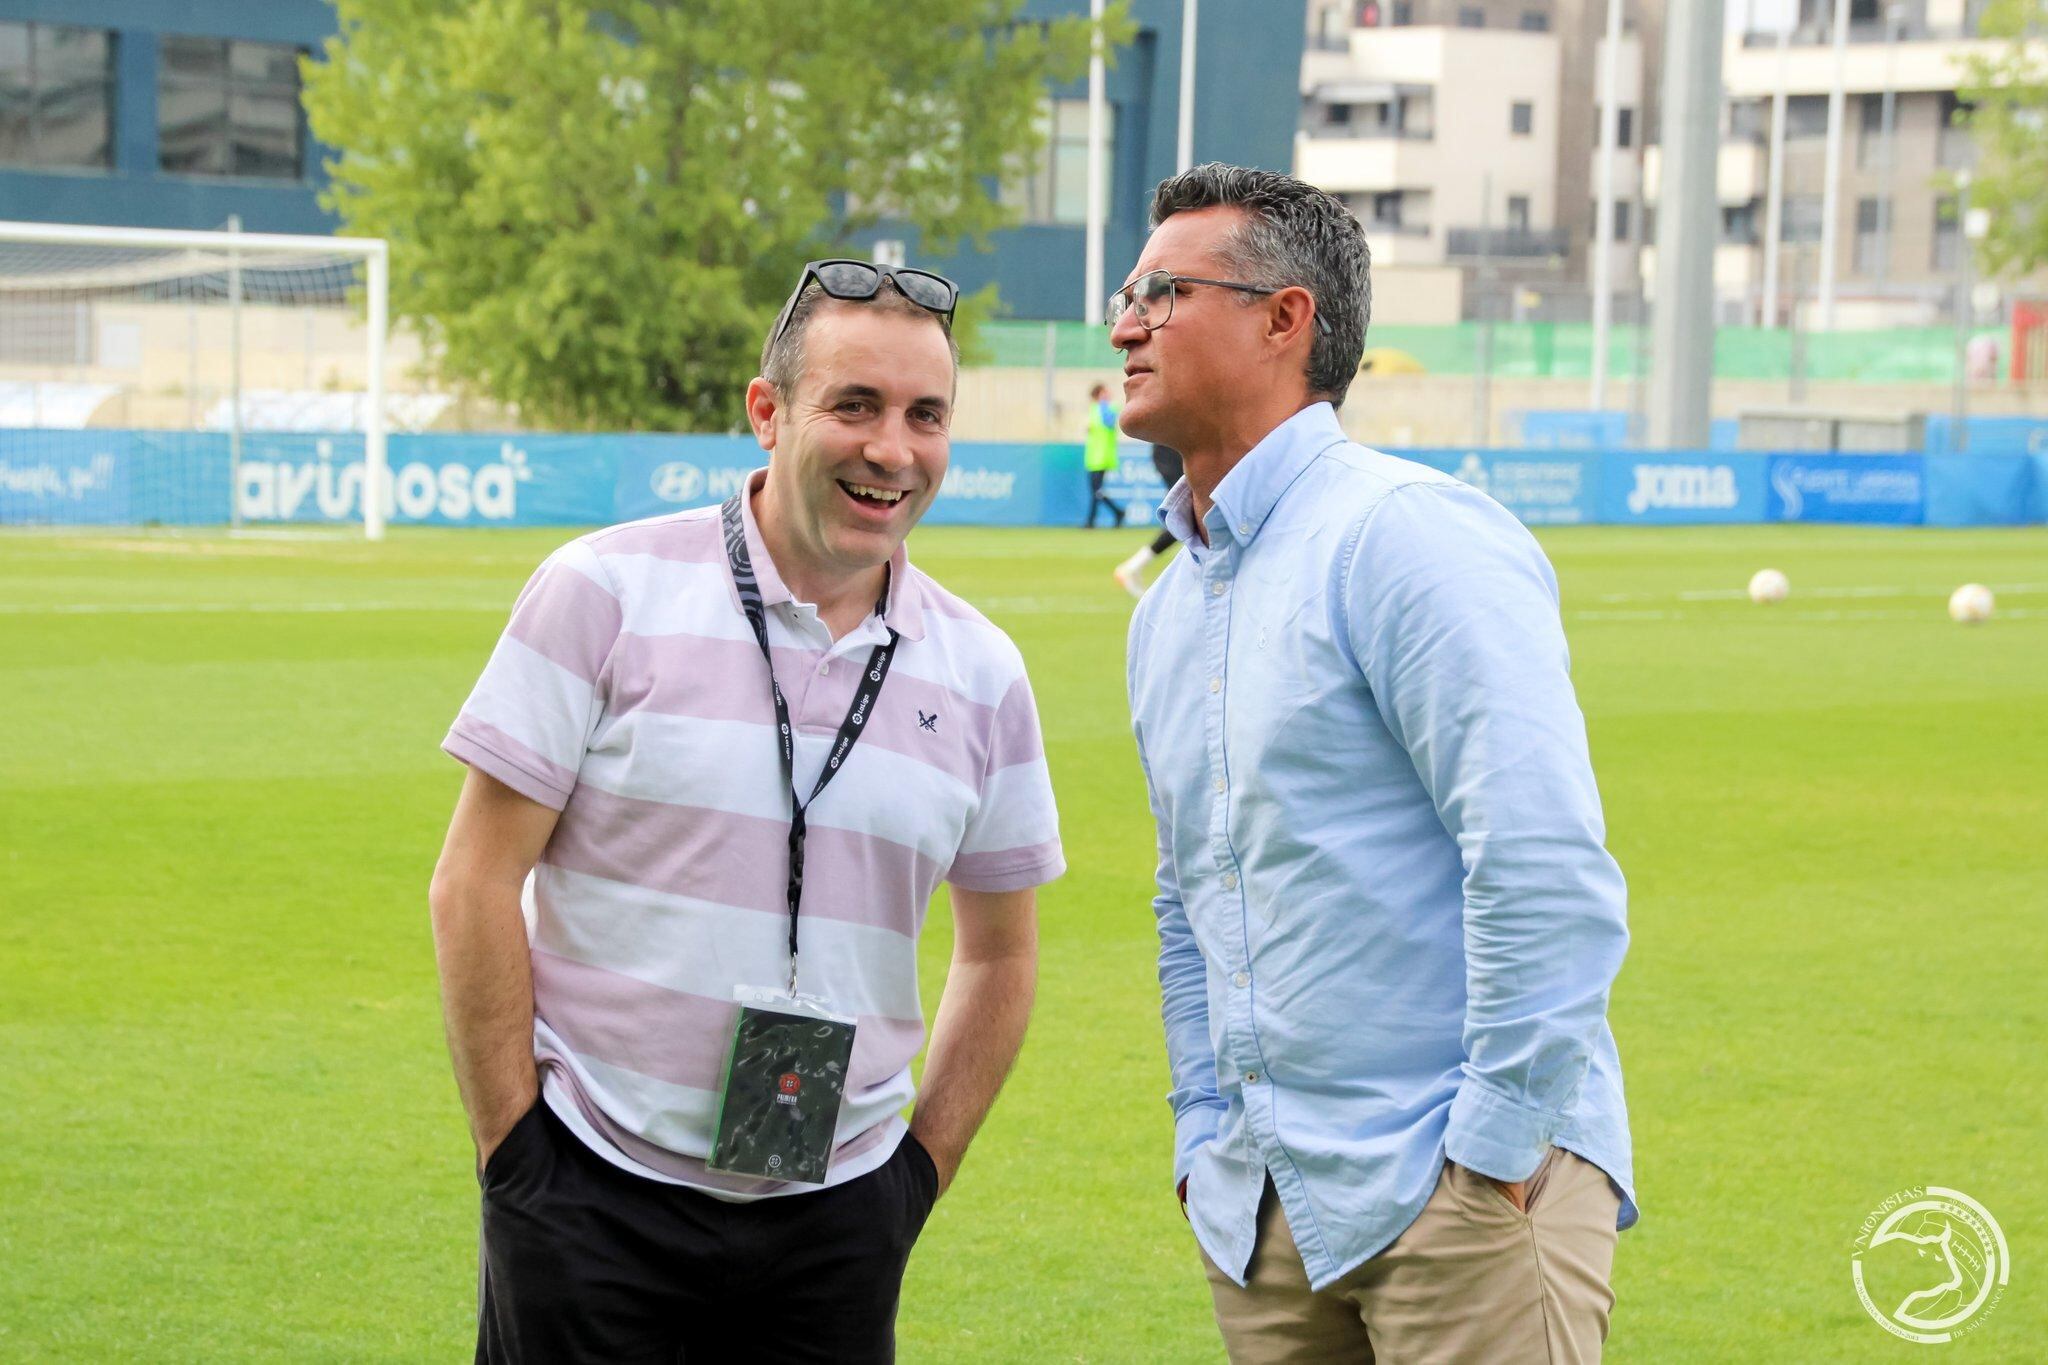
[1201,1149,1621,1364]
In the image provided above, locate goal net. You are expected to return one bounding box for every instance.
[0,220,391,538]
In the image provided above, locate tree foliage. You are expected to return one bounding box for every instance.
[303,1,1123,430]
[1957,0,2048,276]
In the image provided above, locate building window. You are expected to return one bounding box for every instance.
[1458,7,1487,27]
[1613,200,1631,242]
[1520,11,1551,30]
[1854,197,1889,275]
[159,35,305,179]
[1722,202,1757,244]
[1617,107,1634,148]
[1003,97,1116,226]
[1932,195,1960,270]
[1511,102,1533,136]
[0,21,114,170]
[1507,195,1531,233]
[1371,191,1405,228]
[1392,0,1414,23]
[1782,194,1823,243]
[1784,94,1829,140]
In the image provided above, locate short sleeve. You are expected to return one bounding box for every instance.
[947,669,1065,892]
[442,538,622,810]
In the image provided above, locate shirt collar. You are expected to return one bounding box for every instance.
[1206,402,1347,547]
[733,468,926,642]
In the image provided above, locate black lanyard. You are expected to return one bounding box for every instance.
[721,494,899,993]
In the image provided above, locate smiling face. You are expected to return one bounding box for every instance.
[1108,206,1283,453]
[747,303,954,595]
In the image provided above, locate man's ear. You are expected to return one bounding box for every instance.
[745,377,782,451]
[1264,285,1319,362]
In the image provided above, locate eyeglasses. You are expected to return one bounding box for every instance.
[1105,268,1332,336]
[768,259,960,351]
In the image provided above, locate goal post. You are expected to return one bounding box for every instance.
[0,220,391,539]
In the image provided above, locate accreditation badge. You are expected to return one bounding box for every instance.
[706,986,857,1185]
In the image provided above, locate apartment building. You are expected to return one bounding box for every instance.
[1651,0,2045,327]
[1299,0,1662,322]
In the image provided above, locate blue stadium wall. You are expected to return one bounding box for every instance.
[7,431,2045,529]
[0,1,1305,321]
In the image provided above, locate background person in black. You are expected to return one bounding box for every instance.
[1113,443,1184,596]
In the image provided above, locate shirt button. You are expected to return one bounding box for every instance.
[1210,580,1226,597]
[1232,971,1250,988]
[1208,677,1222,694]
[1238,524,1251,536]
[1244,1070,1260,1084]
[818,662,829,676]
[1212,776,1226,794]
[1221,870,1239,891]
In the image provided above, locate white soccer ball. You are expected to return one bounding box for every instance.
[1948,583,1995,624]
[1748,568,1790,604]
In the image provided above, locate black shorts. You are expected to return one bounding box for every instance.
[476,1100,940,1364]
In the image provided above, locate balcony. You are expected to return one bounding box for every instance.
[1445,227,1570,260]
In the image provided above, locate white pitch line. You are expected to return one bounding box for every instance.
[1599,582,2048,605]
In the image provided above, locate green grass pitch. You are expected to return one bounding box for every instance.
[1,522,2043,1361]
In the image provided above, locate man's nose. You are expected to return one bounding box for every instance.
[863,416,917,472]
[1108,305,1149,353]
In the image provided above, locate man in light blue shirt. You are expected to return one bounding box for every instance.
[1113,164,1636,1362]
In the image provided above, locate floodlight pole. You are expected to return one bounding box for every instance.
[1818,0,1849,329]
[1177,0,1198,172]
[1084,0,1107,323]
[1590,0,1623,413]
[1646,0,1724,448]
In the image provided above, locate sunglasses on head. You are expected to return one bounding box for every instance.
[768,259,960,351]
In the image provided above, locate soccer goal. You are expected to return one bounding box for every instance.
[0,220,391,539]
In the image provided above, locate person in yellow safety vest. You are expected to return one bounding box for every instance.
[1083,382,1128,528]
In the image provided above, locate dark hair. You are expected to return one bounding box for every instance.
[759,280,960,398]
[1149,163,1370,407]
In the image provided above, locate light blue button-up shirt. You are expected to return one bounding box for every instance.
[1127,402,1637,1290]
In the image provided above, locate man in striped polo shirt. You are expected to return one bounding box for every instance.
[430,261,1063,1363]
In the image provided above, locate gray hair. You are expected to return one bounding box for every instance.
[1149,163,1371,407]
[759,279,960,400]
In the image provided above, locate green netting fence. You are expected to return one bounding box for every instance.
[979,319,2012,384]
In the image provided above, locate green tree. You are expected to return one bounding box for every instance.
[303,1,1125,431]
[1957,0,2048,276]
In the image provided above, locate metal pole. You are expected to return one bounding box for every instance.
[365,241,389,541]
[1877,3,1902,291]
[1817,0,1849,329]
[1084,0,1107,323]
[1761,17,1790,326]
[1647,0,1725,447]
[227,213,243,530]
[1473,174,1494,444]
[1177,0,1198,173]
[1590,0,1623,412]
[1790,242,1809,401]
[1951,174,1971,455]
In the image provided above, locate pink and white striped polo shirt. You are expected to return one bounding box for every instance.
[443,473,1064,1198]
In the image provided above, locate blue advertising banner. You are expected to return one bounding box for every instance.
[1766,455,1924,524]
[6,430,2044,529]
[1395,448,1599,525]
[1598,452,1768,524]
[0,430,133,523]
[1924,455,2036,528]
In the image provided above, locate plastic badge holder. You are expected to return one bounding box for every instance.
[707,985,857,1185]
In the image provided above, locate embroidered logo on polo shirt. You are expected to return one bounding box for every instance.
[918,709,939,733]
